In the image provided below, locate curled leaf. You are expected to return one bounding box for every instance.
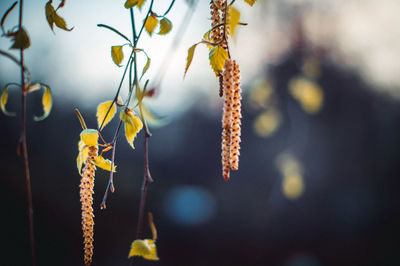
[158,17,172,35]
[10,27,30,50]
[140,56,151,80]
[144,13,158,36]
[120,109,143,149]
[111,46,124,66]
[148,213,157,240]
[243,0,257,6]
[128,239,159,260]
[1,1,17,32]
[124,0,139,9]
[1,83,17,116]
[93,155,116,172]
[80,129,99,147]
[97,100,117,130]
[184,43,199,77]
[227,6,241,37]
[209,45,229,76]
[33,85,53,121]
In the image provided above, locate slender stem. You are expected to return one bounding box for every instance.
[160,0,175,17]
[0,49,26,70]
[100,120,123,209]
[97,24,132,44]
[18,1,36,265]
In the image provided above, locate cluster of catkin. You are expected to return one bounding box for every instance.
[80,146,98,266]
[221,59,242,180]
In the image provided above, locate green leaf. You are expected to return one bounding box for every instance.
[184,43,199,77]
[33,85,53,121]
[10,27,30,50]
[140,56,151,80]
[54,14,73,31]
[209,45,228,76]
[96,100,117,130]
[227,6,241,37]
[243,0,257,6]
[158,17,172,35]
[45,1,55,30]
[144,14,159,36]
[1,1,17,32]
[124,0,139,9]
[111,46,124,66]
[1,83,17,116]
[120,109,143,149]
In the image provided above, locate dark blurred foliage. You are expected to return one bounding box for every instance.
[1,47,400,266]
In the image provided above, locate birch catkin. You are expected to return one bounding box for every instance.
[230,61,241,170]
[221,59,234,180]
[80,146,98,266]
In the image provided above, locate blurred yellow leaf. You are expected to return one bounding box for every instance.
[209,45,228,76]
[93,155,116,172]
[10,27,30,50]
[158,17,172,35]
[137,0,147,9]
[144,14,158,36]
[289,76,323,114]
[97,101,117,130]
[276,153,305,200]
[0,84,16,116]
[54,14,73,31]
[120,109,143,149]
[128,239,159,260]
[184,43,199,77]
[141,104,164,127]
[124,0,139,8]
[34,85,53,121]
[243,0,257,6]
[111,46,124,66]
[148,213,157,240]
[45,1,55,30]
[80,129,99,147]
[249,80,273,109]
[227,6,240,37]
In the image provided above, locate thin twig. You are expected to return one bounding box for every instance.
[17,0,36,265]
[0,49,26,70]
[100,120,123,209]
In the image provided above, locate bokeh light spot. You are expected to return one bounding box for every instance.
[164,186,216,226]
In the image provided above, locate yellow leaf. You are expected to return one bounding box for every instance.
[45,1,55,31]
[141,104,164,127]
[137,0,147,9]
[77,140,90,174]
[10,27,30,50]
[227,6,240,37]
[93,155,116,172]
[148,213,157,240]
[96,101,117,130]
[120,109,143,149]
[34,85,53,121]
[80,129,99,147]
[45,1,73,32]
[141,56,151,80]
[0,84,16,116]
[144,14,158,36]
[128,239,159,260]
[124,0,139,9]
[111,46,124,66]
[243,0,257,6]
[54,13,73,31]
[184,43,199,77]
[209,45,228,76]
[158,17,172,35]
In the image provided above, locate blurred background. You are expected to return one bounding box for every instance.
[1,0,400,265]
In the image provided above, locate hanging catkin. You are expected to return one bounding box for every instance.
[230,60,241,171]
[221,59,234,180]
[80,146,98,266]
